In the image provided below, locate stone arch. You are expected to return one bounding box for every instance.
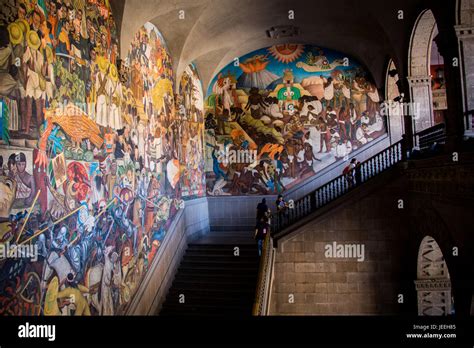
[415,236,453,316]
[409,205,457,316]
[385,59,404,143]
[457,0,474,26]
[407,9,437,132]
[455,0,474,134]
[409,10,437,77]
[386,60,401,101]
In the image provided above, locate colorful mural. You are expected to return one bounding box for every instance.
[177,64,206,198]
[0,0,204,316]
[204,44,386,195]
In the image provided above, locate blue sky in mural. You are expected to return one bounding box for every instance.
[207,44,369,95]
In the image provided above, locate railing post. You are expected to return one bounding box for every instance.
[401,135,408,161]
[310,192,316,211]
[275,212,280,235]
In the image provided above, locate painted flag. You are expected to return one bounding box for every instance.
[36,0,48,17]
[0,100,10,144]
[48,160,56,189]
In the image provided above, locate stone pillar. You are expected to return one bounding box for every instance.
[407,75,434,134]
[435,27,465,150]
[455,25,474,134]
[415,279,452,316]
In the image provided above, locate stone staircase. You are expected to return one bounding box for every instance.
[159,229,259,317]
[159,136,415,316]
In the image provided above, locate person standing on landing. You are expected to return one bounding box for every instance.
[256,198,270,224]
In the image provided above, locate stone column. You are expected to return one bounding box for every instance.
[407,75,434,133]
[395,75,414,150]
[435,27,466,150]
[455,25,474,134]
[415,279,452,316]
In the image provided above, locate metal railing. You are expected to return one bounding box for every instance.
[273,139,405,235]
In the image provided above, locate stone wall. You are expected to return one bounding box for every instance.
[269,174,410,315]
[207,195,275,230]
[268,153,474,316]
[405,154,474,316]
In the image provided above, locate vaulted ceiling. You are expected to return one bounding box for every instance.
[115,0,456,92]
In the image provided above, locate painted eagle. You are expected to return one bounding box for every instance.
[36,104,104,169]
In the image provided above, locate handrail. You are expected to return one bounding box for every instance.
[415,123,446,151]
[415,122,445,137]
[252,231,274,316]
[273,139,406,235]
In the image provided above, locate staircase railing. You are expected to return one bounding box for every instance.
[415,123,446,151]
[273,139,406,235]
[252,231,275,316]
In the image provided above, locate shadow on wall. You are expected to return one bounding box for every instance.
[0,1,205,316]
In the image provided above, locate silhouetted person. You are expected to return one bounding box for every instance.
[343,159,356,187]
[256,198,270,224]
[254,217,269,256]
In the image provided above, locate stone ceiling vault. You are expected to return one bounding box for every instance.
[118,0,453,93]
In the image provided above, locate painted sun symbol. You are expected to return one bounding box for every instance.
[268,44,305,64]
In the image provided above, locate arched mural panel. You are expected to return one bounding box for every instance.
[0,1,204,316]
[204,44,387,196]
[177,63,206,198]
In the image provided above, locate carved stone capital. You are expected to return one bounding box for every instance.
[407,75,432,88]
[415,279,452,291]
[455,25,474,40]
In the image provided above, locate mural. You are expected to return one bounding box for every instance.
[177,63,206,198]
[0,0,204,316]
[204,44,386,195]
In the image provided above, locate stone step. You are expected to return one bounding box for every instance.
[182,254,259,263]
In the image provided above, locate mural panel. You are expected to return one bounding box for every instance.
[205,44,386,195]
[0,1,204,316]
[177,63,206,198]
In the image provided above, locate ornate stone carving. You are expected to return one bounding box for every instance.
[416,236,452,316]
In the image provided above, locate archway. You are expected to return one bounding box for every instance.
[408,9,447,133]
[415,236,454,316]
[385,60,404,143]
